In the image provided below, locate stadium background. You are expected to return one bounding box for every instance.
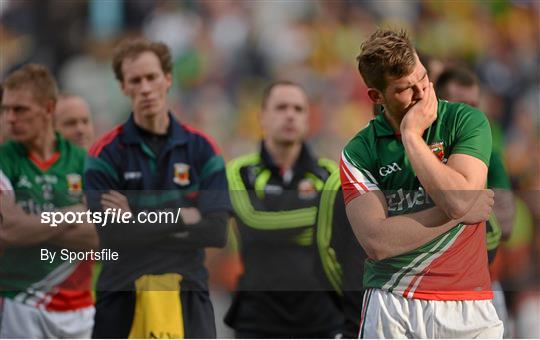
[1,0,538,337]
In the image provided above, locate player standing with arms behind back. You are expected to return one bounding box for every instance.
[341,29,503,338]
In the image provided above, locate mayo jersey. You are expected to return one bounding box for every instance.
[0,134,93,311]
[340,100,493,301]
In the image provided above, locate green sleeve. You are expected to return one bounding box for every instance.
[490,121,505,154]
[487,149,511,189]
[0,142,19,181]
[342,135,380,185]
[452,105,492,167]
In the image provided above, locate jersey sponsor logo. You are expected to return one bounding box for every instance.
[429,141,447,163]
[66,173,82,196]
[173,163,190,186]
[379,162,402,177]
[297,178,317,200]
[124,171,142,180]
[386,186,432,212]
[35,175,58,200]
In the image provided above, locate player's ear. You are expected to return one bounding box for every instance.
[45,99,56,116]
[164,72,172,91]
[367,88,384,105]
[258,107,270,137]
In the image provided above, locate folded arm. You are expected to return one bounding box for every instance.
[95,192,228,249]
[48,220,99,250]
[0,202,98,250]
[167,210,229,248]
[345,190,462,260]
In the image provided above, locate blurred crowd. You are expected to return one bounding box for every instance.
[1,0,539,337]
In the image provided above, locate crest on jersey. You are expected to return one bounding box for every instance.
[298,178,317,200]
[67,173,82,195]
[173,163,190,186]
[429,141,447,163]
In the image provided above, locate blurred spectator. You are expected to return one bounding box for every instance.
[58,38,129,137]
[54,93,96,150]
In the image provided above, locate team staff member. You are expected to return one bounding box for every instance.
[55,93,96,150]
[316,170,366,338]
[84,38,231,338]
[225,81,343,338]
[341,29,502,338]
[0,64,98,338]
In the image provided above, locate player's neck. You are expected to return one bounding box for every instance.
[25,125,57,160]
[264,139,302,171]
[134,111,170,135]
[383,110,403,135]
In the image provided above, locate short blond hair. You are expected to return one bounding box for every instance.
[356,29,416,91]
[2,63,58,104]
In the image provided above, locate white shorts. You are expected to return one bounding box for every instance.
[359,288,503,338]
[0,298,95,338]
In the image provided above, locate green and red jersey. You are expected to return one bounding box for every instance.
[0,133,93,311]
[340,100,493,301]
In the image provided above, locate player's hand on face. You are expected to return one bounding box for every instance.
[180,207,201,225]
[400,82,437,137]
[461,189,495,225]
[101,190,131,214]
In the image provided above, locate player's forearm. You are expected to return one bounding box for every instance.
[349,205,460,260]
[402,133,477,218]
[167,211,229,248]
[0,210,69,247]
[49,222,99,250]
[96,218,184,248]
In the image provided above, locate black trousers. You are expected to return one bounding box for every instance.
[91,290,216,338]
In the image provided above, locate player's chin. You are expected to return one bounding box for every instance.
[278,136,302,146]
[138,109,160,118]
[74,137,87,148]
[10,132,30,143]
[401,104,415,115]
